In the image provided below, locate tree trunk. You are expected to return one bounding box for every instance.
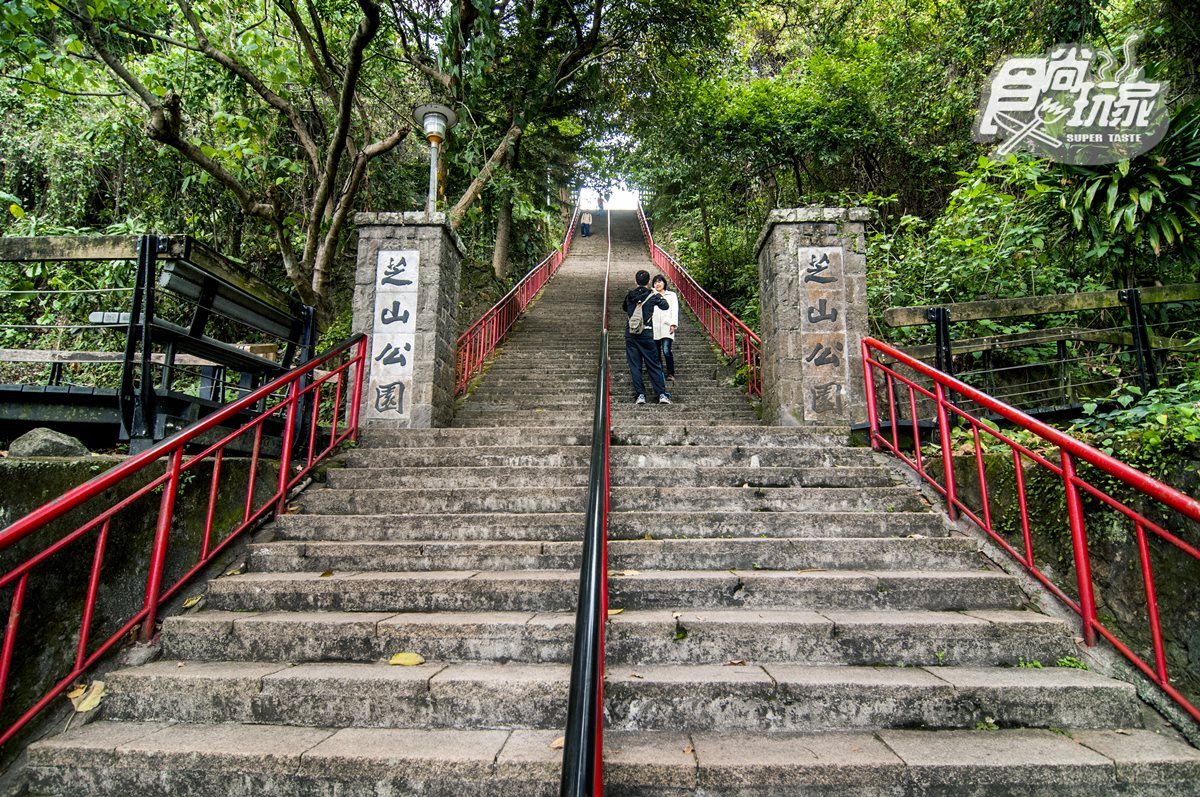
[492,199,514,279]
[699,191,713,262]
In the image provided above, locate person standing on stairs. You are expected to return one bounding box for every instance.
[651,274,678,382]
[623,270,672,405]
[580,210,593,237]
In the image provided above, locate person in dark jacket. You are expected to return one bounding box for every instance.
[623,270,671,404]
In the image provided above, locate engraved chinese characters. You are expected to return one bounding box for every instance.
[799,248,849,419]
[367,250,419,419]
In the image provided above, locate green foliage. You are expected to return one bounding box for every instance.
[1071,380,1200,471]
[1056,656,1090,670]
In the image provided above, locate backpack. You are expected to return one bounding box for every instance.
[627,296,648,334]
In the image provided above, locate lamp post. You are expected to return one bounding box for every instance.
[412,103,458,217]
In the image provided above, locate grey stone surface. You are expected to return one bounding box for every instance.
[8,427,89,457]
[756,207,870,426]
[353,215,462,429]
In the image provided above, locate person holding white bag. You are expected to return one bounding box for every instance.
[650,274,678,382]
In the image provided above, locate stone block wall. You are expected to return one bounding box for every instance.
[352,212,463,428]
[756,207,871,426]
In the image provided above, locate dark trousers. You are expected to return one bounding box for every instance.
[625,330,667,398]
[657,337,674,377]
[581,223,591,237]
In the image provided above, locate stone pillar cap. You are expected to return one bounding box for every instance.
[354,212,466,257]
[754,206,876,257]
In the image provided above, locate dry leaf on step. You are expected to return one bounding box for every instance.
[795,568,827,574]
[223,563,245,577]
[628,673,644,679]
[550,736,565,749]
[672,612,682,620]
[615,569,640,577]
[319,570,334,578]
[682,744,694,755]
[182,595,203,609]
[69,681,105,712]
[725,659,747,666]
[389,652,426,666]
[607,608,624,617]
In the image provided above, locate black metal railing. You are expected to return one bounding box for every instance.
[560,208,612,797]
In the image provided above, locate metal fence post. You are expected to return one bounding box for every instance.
[1119,288,1158,391]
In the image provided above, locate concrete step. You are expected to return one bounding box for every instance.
[296,486,588,515]
[611,426,848,448]
[162,608,1074,668]
[359,427,592,448]
[204,569,1022,613]
[296,485,926,516]
[454,415,595,428]
[601,664,1141,732]
[26,723,561,796]
[609,485,929,513]
[271,509,946,542]
[323,465,895,490]
[95,660,1138,733]
[31,723,1200,796]
[341,445,590,469]
[100,660,569,728]
[247,537,982,573]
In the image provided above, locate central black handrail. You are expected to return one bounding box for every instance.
[560,208,612,796]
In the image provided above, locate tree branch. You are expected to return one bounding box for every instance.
[176,0,321,173]
[448,124,523,230]
[1,73,127,98]
[275,0,337,102]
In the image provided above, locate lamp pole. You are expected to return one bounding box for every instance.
[412,103,458,218]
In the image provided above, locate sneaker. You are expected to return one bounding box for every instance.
[635,394,646,405]
[658,394,672,404]
[667,375,676,382]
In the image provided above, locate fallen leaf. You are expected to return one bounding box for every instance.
[628,673,644,679]
[177,662,185,667]
[642,532,654,540]
[550,736,565,749]
[65,684,86,700]
[389,652,426,666]
[319,570,334,578]
[223,563,245,577]
[672,612,682,620]
[614,569,640,577]
[69,681,105,712]
[607,608,624,617]
[725,659,747,666]
[906,533,928,540]
[795,568,827,574]
[1115,729,1133,735]
[682,744,694,754]
[182,595,203,609]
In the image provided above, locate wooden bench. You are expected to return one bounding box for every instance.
[0,235,315,450]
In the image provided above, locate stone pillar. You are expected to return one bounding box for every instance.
[352,212,463,428]
[755,207,872,427]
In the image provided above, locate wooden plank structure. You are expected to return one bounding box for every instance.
[0,235,315,450]
[880,283,1200,418]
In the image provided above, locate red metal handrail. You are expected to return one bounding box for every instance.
[636,204,761,397]
[0,334,368,747]
[454,208,580,394]
[862,337,1200,722]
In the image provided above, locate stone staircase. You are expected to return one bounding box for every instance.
[25,209,1200,795]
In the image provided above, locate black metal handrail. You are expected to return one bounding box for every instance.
[560,209,612,796]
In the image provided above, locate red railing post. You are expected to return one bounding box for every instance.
[142,446,184,641]
[1060,450,1099,646]
[935,383,958,521]
[276,379,301,516]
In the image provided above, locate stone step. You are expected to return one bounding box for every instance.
[359,427,592,448]
[247,536,981,573]
[95,660,1137,733]
[324,464,896,490]
[296,485,926,515]
[162,608,1073,668]
[601,664,1141,732]
[339,444,879,470]
[270,510,946,542]
[296,486,588,515]
[341,445,590,469]
[100,660,569,728]
[31,723,1200,797]
[611,427,848,447]
[453,415,595,428]
[204,569,1022,613]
